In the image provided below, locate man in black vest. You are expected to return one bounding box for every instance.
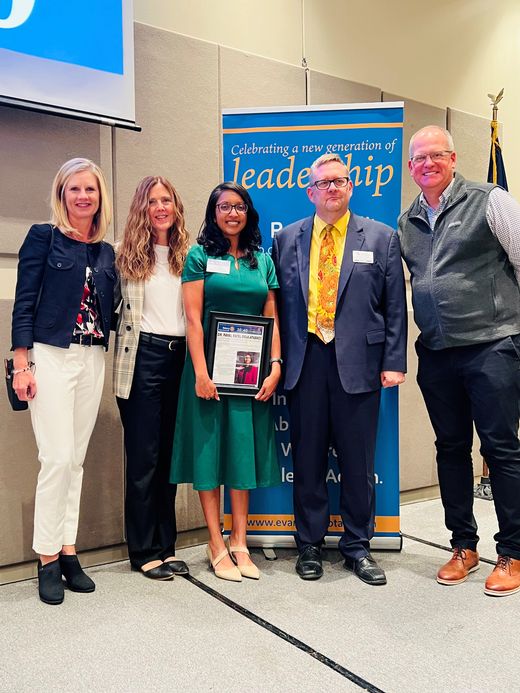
[399,125,520,597]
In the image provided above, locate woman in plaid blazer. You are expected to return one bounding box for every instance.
[114,176,189,581]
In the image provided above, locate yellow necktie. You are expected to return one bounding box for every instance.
[316,225,339,343]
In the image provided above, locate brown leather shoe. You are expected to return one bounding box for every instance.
[436,547,479,585]
[484,556,520,597]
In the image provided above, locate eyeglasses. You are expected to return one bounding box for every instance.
[216,202,248,214]
[312,177,349,190]
[410,151,453,165]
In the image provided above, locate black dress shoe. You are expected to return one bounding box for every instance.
[59,554,95,593]
[164,559,189,575]
[296,545,323,580]
[138,563,174,581]
[344,554,387,585]
[38,559,64,605]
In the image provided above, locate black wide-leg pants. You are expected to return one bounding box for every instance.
[117,334,186,569]
[288,335,381,559]
[416,335,520,559]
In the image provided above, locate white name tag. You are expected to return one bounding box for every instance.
[353,250,374,264]
[206,258,231,274]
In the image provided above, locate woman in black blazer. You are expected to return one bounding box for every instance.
[11,158,116,605]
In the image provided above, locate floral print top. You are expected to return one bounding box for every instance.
[73,267,104,337]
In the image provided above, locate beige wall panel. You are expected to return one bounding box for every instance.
[0,305,125,565]
[0,106,103,255]
[134,0,303,68]
[99,126,116,243]
[113,23,215,531]
[220,47,304,109]
[114,24,220,243]
[399,319,437,491]
[175,485,207,533]
[383,93,446,212]
[447,108,490,184]
[309,72,381,105]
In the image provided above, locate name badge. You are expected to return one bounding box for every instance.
[206,259,231,274]
[353,250,374,264]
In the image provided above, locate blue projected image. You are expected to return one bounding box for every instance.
[0,0,124,74]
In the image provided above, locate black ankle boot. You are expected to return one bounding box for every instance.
[38,559,64,605]
[59,554,95,593]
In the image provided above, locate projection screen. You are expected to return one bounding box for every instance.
[0,0,137,129]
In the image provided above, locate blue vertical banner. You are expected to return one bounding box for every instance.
[222,103,404,549]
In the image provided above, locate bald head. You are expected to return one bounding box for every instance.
[409,126,454,158]
[408,126,457,202]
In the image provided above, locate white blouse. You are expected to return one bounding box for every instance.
[140,245,185,336]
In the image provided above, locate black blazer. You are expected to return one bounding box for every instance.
[11,224,116,350]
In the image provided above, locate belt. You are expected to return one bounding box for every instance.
[70,333,105,346]
[139,332,186,351]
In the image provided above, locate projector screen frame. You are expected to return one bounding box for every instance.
[0,94,141,131]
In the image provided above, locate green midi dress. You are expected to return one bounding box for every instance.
[170,245,281,491]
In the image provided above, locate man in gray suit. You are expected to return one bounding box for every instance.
[273,153,407,583]
[399,125,520,597]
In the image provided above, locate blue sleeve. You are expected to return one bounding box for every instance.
[382,230,407,372]
[11,224,53,349]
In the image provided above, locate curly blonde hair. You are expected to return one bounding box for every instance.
[116,176,189,280]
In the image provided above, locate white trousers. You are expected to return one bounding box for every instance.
[29,342,105,555]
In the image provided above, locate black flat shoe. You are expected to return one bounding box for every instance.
[139,564,174,581]
[38,559,64,605]
[163,559,189,575]
[59,554,95,593]
[295,545,323,580]
[344,554,387,585]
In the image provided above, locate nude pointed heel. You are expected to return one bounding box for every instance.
[225,539,260,580]
[206,546,242,582]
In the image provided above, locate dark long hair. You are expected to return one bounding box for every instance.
[197,182,262,268]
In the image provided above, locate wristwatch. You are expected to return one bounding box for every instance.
[269,358,283,365]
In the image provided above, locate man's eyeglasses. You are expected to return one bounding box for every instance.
[410,151,453,166]
[216,202,248,214]
[312,177,350,190]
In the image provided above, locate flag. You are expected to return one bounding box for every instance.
[478,115,508,500]
[487,119,508,190]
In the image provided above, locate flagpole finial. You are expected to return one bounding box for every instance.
[488,88,504,120]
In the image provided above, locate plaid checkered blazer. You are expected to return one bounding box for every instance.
[112,277,145,399]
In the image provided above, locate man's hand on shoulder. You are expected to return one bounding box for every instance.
[380,371,405,388]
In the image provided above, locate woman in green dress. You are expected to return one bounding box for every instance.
[170,182,281,582]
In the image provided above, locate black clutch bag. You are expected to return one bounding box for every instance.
[4,358,28,411]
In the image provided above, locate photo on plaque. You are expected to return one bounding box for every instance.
[234,351,260,386]
[206,312,273,396]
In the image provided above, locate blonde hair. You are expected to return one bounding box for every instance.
[116,176,189,281]
[50,158,111,242]
[309,153,348,183]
